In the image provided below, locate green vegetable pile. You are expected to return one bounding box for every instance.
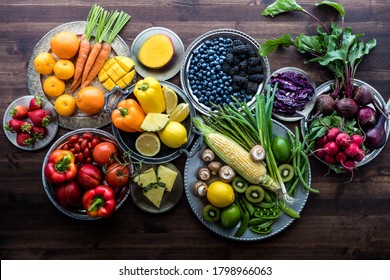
[258,0,376,99]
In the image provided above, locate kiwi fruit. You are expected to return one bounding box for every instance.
[202,204,221,222]
[232,176,248,193]
[278,163,294,182]
[245,185,265,204]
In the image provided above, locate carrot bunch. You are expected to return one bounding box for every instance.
[70,5,131,92]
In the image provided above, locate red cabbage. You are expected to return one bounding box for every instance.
[269,70,315,117]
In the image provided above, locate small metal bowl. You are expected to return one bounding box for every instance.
[106,81,201,164]
[268,67,316,122]
[301,79,389,169]
[42,128,131,220]
[180,29,270,116]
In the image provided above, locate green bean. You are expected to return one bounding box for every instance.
[278,202,300,219]
[248,217,268,226]
[241,196,255,216]
[234,211,249,237]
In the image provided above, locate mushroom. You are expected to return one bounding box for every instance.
[193,181,208,197]
[197,167,211,181]
[200,148,215,162]
[207,161,222,175]
[249,144,266,162]
[218,165,236,183]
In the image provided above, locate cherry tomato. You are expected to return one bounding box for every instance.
[92,142,118,166]
[271,136,291,163]
[105,163,130,189]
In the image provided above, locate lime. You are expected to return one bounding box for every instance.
[169,103,190,122]
[206,180,235,208]
[157,121,188,148]
[135,132,161,157]
[271,136,291,163]
[162,86,178,114]
[220,203,241,228]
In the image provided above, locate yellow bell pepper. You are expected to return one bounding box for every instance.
[133,77,166,114]
[111,99,145,133]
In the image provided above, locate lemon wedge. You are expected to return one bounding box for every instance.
[169,103,190,122]
[162,86,178,114]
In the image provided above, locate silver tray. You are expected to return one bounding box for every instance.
[184,120,310,241]
[27,21,131,130]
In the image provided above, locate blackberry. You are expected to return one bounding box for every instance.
[247,65,263,74]
[247,82,259,95]
[232,75,249,89]
[232,44,252,55]
[225,53,234,64]
[248,57,261,66]
[229,65,240,76]
[247,74,264,83]
[232,39,244,46]
[239,60,248,70]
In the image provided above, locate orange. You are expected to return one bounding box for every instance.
[34,52,57,75]
[54,94,76,116]
[50,31,80,59]
[43,75,66,97]
[76,86,105,115]
[53,59,75,80]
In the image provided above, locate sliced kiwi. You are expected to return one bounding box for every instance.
[278,163,294,182]
[245,185,265,204]
[232,176,248,193]
[202,204,221,223]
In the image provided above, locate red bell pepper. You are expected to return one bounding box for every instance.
[44,150,78,184]
[82,185,116,218]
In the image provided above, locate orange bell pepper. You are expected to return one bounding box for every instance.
[111,98,145,132]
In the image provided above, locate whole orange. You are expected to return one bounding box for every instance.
[34,52,56,75]
[54,94,76,116]
[43,75,66,97]
[53,59,75,80]
[76,86,105,115]
[50,31,80,59]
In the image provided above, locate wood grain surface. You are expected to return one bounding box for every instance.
[0,0,389,260]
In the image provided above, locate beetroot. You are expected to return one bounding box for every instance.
[336,98,359,118]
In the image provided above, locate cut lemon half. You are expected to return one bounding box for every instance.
[135,132,161,157]
[169,103,190,122]
[163,86,178,114]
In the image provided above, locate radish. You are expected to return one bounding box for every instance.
[316,135,328,147]
[327,127,341,141]
[353,148,365,162]
[351,134,364,147]
[344,142,360,158]
[341,159,356,183]
[335,151,347,163]
[335,132,351,149]
[315,149,325,159]
[324,154,336,164]
[323,141,339,156]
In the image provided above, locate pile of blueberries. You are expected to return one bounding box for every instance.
[187,37,265,110]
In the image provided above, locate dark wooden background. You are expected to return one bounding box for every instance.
[1,0,389,260]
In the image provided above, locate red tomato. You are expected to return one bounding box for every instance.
[105,163,130,189]
[92,142,118,166]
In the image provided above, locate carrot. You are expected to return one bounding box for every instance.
[70,4,102,92]
[81,11,131,88]
[81,9,110,84]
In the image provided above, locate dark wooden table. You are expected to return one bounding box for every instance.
[1,0,389,260]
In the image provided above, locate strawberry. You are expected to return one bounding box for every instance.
[16,131,34,147]
[10,105,28,119]
[27,109,51,127]
[31,126,47,140]
[29,95,45,111]
[4,119,32,133]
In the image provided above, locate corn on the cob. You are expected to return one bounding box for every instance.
[194,118,280,194]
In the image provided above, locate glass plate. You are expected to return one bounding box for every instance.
[130,27,185,81]
[3,96,58,150]
[27,21,131,130]
[130,163,183,214]
[184,120,310,241]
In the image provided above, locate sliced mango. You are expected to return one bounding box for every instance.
[98,56,136,90]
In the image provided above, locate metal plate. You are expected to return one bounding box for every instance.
[180,29,270,116]
[27,21,131,130]
[3,96,58,150]
[130,27,185,81]
[184,120,310,241]
[130,163,183,214]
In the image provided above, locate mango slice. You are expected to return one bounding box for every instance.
[138,34,174,69]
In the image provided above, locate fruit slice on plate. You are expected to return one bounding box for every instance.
[133,167,165,208]
[169,103,190,122]
[162,86,178,114]
[135,132,161,157]
[138,34,174,69]
[140,113,170,132]
[157,165,178,192]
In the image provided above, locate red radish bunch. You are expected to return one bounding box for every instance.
[314,127,366,181]
[3,96,51,147]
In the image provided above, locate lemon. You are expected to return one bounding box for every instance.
[207,181,235,208]
[157,121,188,148]
[169,103,190,122]
[135,132,161,157]
[163,86,178,114]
